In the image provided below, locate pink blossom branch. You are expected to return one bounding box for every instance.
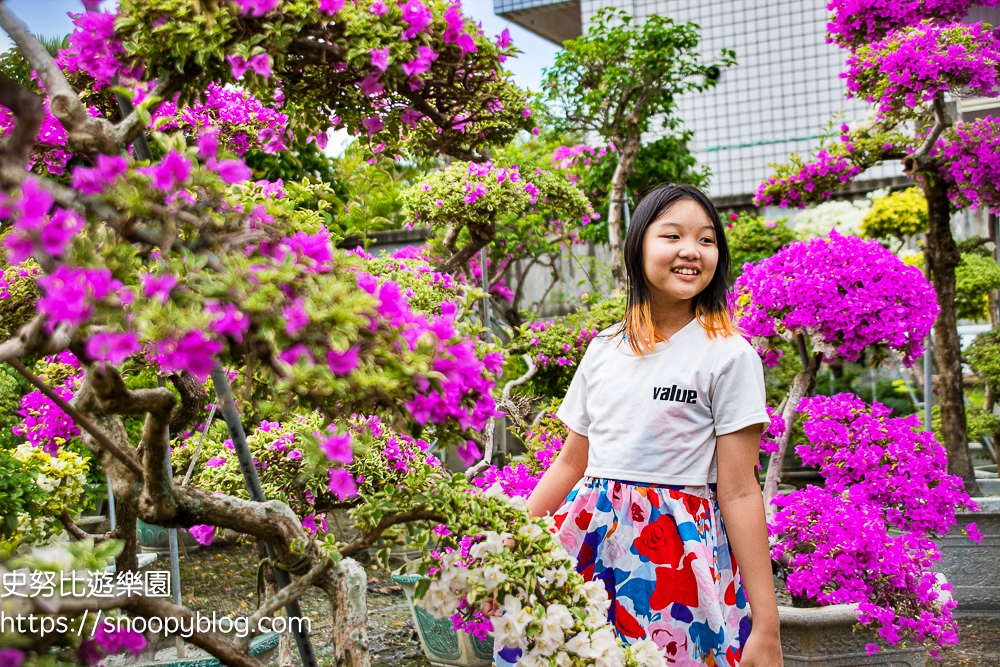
[7,358,145,476]
[0,3,119,156]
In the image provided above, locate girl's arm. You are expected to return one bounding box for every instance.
[525,429,589,518]
[716,423,784,667]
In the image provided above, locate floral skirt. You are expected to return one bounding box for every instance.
[493,477,750,667]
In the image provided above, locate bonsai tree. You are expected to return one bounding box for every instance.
[755,0,1000,491]
[770,393,979,657]
[541,7,734,288]
[0,2,672,667]
[400,155,596,326]
[731,231,939,512]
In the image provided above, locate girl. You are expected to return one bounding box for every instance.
[486,184,783,666]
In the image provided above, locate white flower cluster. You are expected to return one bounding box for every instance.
[416,483,667,667]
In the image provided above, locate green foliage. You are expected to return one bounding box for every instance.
[0,444,91,556]
[0,445,41,547]
[508,295,625,400]
[862,187,928,244]
[543,8,734,145]
[558,133,710,245]
[955,253,1000,322]
[931,403,999,445]
[0,34,67,91]
[0,363,27,451]
[0,254,41,341]
[116,0,535,160]
[967,327,1000,388]
[902,249,1000,323]
[245,140,339,184]
[725,212,797,280]
[329,146,438,235]
[761,338,803,406]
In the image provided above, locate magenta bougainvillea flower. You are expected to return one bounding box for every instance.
[732,230,938,367]
[934,116,1000,212]
[770,393,978,656]
[844,21,1000,119]
[825,0,999,47]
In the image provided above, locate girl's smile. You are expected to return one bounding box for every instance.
[642,199,719,309]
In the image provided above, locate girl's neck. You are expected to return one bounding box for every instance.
[651,303,696,340]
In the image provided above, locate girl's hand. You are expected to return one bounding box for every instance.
[738,628,783,667]
[479,537,516,618]
[481,592,501,617]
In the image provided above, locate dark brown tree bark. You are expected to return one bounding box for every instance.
[922,175,981,495]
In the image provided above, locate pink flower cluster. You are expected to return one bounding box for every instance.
[934,116,1000,212]
[527,321,600,371]
[759,406,786,457]
[467,251,514,303]
[12,352,82,456]
[150,84,289,155]
[1,177,83,264]
[471,413,566,498]
[825,0,993,46]
[732,230,938,367]
[754,149,860,208]
[770,393,979,655]
[550,142,616,171]
[844,21,1000,119]
[56,11,142,89]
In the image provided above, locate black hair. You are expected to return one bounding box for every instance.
[615,184,735,352]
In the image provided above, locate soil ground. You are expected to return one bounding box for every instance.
[172,541,1000,666]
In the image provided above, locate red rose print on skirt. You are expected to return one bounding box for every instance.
[634,513,685,565]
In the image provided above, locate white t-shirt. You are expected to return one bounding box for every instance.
[556,318,770,485]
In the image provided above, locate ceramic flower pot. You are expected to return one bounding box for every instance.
[392,571,494,667]
[135,519,201,553]
[936,496,1000,612]
[779,604,926,666]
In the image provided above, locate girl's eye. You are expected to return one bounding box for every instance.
[701,237,715,243]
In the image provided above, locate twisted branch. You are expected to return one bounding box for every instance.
[339,509,443,557]
[0,4,118,156]
[904,93,952,175]
[238,559,334,649]
[7,358,144,476]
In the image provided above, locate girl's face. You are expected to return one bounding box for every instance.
[641,199,719,306]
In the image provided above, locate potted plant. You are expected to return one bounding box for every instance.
[770,394,979,664]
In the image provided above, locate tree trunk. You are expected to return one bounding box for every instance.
[326,559,369,667]
[608,137,640,291]
[923,176,981,495]
[763,347,823,521]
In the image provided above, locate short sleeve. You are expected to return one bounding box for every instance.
[711,346,770,436]
[556,346,592,436]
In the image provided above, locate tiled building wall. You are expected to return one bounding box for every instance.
[578,0,900,198]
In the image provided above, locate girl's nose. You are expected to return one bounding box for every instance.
[678,245,700,260]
